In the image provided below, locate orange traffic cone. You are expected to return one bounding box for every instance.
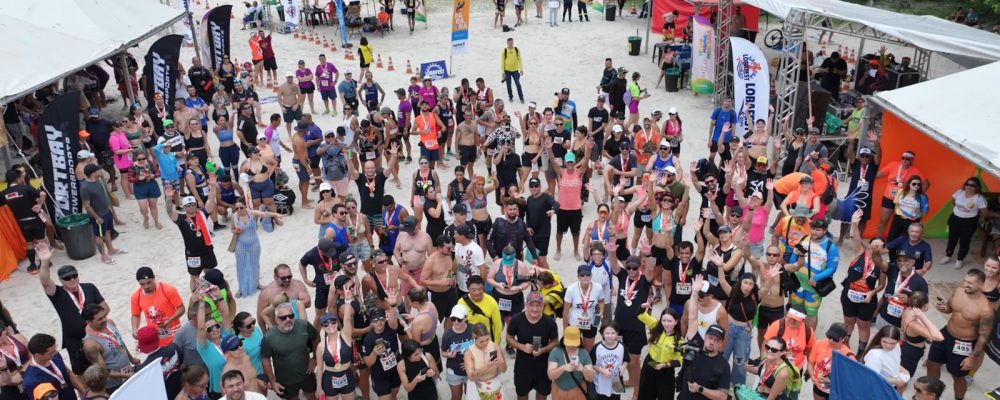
[630,4,637,14]
[387,57,395,71]
[294,31,300,39]
[266,81,274,89]
[313,32,321,45]
[323,37,330,48]
[330,40,337,52]
[376,54,383,68]
[204,0,209,10]
[405,60,413,74]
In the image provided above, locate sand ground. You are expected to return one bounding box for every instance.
[2,1,993,398]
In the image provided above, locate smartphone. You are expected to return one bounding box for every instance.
[418,367,428,375]
[532,337,542,352]
[489,350,498,361]
[795,243,808,253]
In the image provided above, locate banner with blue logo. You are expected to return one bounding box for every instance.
[730,37,770,135]
[420,61,449,80]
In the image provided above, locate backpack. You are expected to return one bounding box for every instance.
[462,295,495,339]
[774,359,803,395]
[503,47,520,65]
[776,318,812,346]
[820,173,836,205]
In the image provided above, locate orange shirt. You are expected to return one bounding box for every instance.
[130,282,184,346]
[633,128,661,166]
[764,319,815,367]
[774,215,811,249]
[879,161,924,200]
[773,172,808,195]
[808,339,854,393]
[810,169,836,197]
[249,37,263,61]
[415,113,441,150]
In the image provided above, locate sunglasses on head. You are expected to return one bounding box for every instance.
[61,274,79,281]
[277,314,295,321]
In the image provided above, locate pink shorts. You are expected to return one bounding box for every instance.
[628,100,640,115]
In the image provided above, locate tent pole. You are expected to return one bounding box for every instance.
[645,1,652,54]
[188,11,204,63]
[119,53,137,106]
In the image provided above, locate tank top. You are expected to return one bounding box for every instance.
[187,135,206,149]
[327,223,349,247]
[781,142,802,176]
[469,192,488,210]
[696,303,721,339]
[466,343,501,391]
[557,169,583,211]
[322,335,354,368]
[217,129,234,144]
[651,211,675,235]
[382,205,403,252]
[0,336,29,372]
[414,170,434,197]
[843,252,880,301]
[651,154,675,174]
[404,355,436,398]
[983,279,999,304]
[363,83,379,103]
[336,298,370,335]
[83,323,131,388]
[417,307,439,343]
[424,200,446,239]
[438,99,453,122]
[589,220,612,243]
[217,183,237,204]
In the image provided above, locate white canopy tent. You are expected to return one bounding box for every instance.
[871,61,1000,178]
[743,0,1000,61]
[0,0,187,106]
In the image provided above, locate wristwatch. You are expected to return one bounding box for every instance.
[697,385,704,393]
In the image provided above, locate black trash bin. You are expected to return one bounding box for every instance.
[56,214,96,260]
[605,4,616,21]
[628,36,642,56]
[665,68,681,92]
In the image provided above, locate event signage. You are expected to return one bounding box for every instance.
[203,5,233,71]
[450,0,470,55]
[690,16,714,94]
[335,0,349,46]
[180,0,194,45]
[144,34,184,115]
[37,92,82,219]
[420,61,449,80]
[730,37,770,135]
[285,0,300,32]
[109,357,168,400]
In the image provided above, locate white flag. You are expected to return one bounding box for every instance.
[109,358,168,400]
[730,37,770,135]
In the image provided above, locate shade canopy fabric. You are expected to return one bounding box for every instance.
[0,0,187,105]
[873,61,1000,179]
[742,0,1000,61]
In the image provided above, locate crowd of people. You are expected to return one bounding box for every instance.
[3,13,1000,400]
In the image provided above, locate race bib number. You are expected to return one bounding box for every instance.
[622,178,632,186]
[859,180,869,191]
[186,257,201,268]
[846,289,867,303]
[331,374,349,388]
[953,340,973,356]
[676,282,692,296]
[640,214,652,222]
[498,298,512,312]
[366,151,377,160]
[379,351,398,371]
[424,139,438,149]
[576,316,592,330]
[324,273,336,286]
[553,137,564,144]
[886,299,904,318]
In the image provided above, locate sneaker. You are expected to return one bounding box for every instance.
[953,259,964,269]
[213,222,227,231]
[939,256,952,264]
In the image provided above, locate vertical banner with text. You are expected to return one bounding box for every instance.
[336,0,349,46]
[180,0,195,44]
[730,37,770,135]
[690,16,715,95]
[285,0,301,32]
[37,92,82,219]
[202,5,233,71]
[144,34,184,116]
[450,0,470,56]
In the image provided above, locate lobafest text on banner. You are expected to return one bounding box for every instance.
[37,92,83,219]
[730,37,770,134]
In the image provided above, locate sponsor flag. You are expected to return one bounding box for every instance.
[37,92,82,219]
[730,37,770,135]
[690,16,714,94]
[179,0,195,45]
[143,34,184,115]
[450,0,470,55]
[336,0,349,46]
[829,352,904,400]
[202,5,233,71]
[285,0,301,32]
[110,358,168,400]
[591,0,604,14]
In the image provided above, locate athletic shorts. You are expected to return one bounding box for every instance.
[133,181,162,200]
[293,159,310,182]
[473,218,492,238]
[521,152,540,169]
[881,197,896,210]
[320,369,355,396]
[300,85,315,95]
[634,208,653,229]
[621,328,648,355]
[263,58,278,71]
[90,210,114,237]
[419,145,441,161]
[249,179,276,199]
[756,305,784,329]
[927,327,976,377]
[513,363,552,396]
[372,369,402,396]
[18,218,46,242]
[790,288,822,317]
[556,209,583,235]
[309,154,322,169]
[651,245,669,269]
[278,372,317,398]
[315,284,331,310]
[459,145,477,164]
[320,89,337,101]
[533,235,550,257]
[840,290,878,321]
[185,249,218,276]
[429,287,458,322]
[283,105,302,123]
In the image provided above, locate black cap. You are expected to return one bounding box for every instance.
[203,269,225,287]
[560,87,570,94]
[370,308,387,320]
[454,224,472,238]
[810,218,828,229]
[453,204,468,214]
[318,238,337,257]
[400,216,417,232]
[83,164,101,177]
[705,324,726,339]
[619,141,631,150]
[338,251,357,265]
[528,177,542,187]
[897,249,918,260]
[57,265,78,279]
[295,122,310,132]
[135,266,155,281]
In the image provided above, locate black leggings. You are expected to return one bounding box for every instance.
[577,0,589,18]
[886,215,917,244]
[945,214,979,260]
[562,0,573,20]
[637,354,675,400]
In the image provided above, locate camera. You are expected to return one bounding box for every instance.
[677,336,703,365]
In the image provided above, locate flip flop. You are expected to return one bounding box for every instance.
[111,249,129,255]
[102,258,117,265]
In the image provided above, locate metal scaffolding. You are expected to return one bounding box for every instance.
[713,0,734,103]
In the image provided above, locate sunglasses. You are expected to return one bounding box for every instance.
[242,319,257,329]
[659,147,669,151]
[206,324,221,332]
[277,314,295,321]
[337,212,347,216]
[729,213,742,218]
[136,157,148,161]
[766,252,781,257]
[321,320,338,327]
[278,275,293,281]
[705,180,717,185]
[765,344,784,353]
[61,274,79,281]
[420,161,429,165]
[910,182,921,187]
[626,266,640,271]
[965,183,978,187]
[578,272,592,277]
[449,317,466,323]
[902,157,914,161]
[598,210,609,215]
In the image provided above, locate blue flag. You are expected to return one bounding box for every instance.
[336,0,348,46]
[829,352,904,400]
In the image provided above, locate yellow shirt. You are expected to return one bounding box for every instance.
[359,44,374,65]
[541,272,564,318]
[638,312,684,364]
[501,47,522,73]
[459,294,504,343]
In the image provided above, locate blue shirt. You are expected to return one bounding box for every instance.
[22,353,78,400]
[710,107,738,142]
[153,143,181,180]
[886,237,933,272]
[185,97,208,125]
[305,123,324,157]
[789,236,840,281]
[241,326,265,374]
[196,335,232,393]
[338,79,358,100]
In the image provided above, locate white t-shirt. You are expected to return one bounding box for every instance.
[264,127,283,157]
[222,392,268,400]
[863,346,907,382]
[564,281,604,330]
[951,190,986,219]
[589,261,615,303]
[455,241,486,292]
[590,341,627,396]
[549,0,560,8]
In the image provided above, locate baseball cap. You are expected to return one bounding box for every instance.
[705,324,726,339]
[78,129,91,138]
[162,118,174,127]
[33,383,58,400]
[668,107,678,115]
[136,326,160,353]
[787,304,807,321]
[790,207,813,218]
[597,95,606,102]
[256,132,267,141]
[526,291,544,304]
[77,149,95,159]
[344,69,353,75]
[750,191,764,200]
[859,147,874,156]
[297,59,306,65]
[563,326,582,347]
[454,224,472,238]
[730,207,743,217]
[87,107,100,117]
[756,156,768,164]
[652,108,663,116]
[527,101,538,108]
[83,164,101,177]
[810,218,828,229]
[450,304,468,319]
[338,251,356,266]
[717,225,733,234]
[285,70,295,77]
[612,124,624,133]
[319,182,333,192]
[528,177,542,187]
[577,264,592,276]
[370,308,387,320]
[808,127,820,134]
[897,249,918,260]
[221,335,243,352]
[56,265,78,279]
[560,87,571,95]
[317,238,337,257]
[320,312,339,325]
[665,165,678,175]
[826,323,849,341]
[181,196,198,207]
[453,204,468,214]
[204,269,225,287]
[619,141,631,150]
[659,139,671,148]
[380,106,393,115]
[616,66,628,75]
[799,176,814,184]
[400,216,417,232]
[564,152,577,163]
[135,266,155,281]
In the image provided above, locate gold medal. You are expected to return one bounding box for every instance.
[624,300,632,307]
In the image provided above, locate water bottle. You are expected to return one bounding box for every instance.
[205,160,217,175]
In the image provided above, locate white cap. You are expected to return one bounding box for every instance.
[256,132,267,141]
[612,124,624,133]
[700,281,711,293]
[665,166,678,174]
[450,304,468,319]
[319,182,333,192]
[668,107,678,114]
[527,101,537,108]
[285,70,295,77]
[652,108,663,115]
[181,196,197,206]
[659,139,671,148]
[344,69,353,75]
[77,150,95,159]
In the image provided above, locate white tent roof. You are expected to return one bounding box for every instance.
[743,0,1000,61]
[0,0,186,105]
[872,61,1000,178]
